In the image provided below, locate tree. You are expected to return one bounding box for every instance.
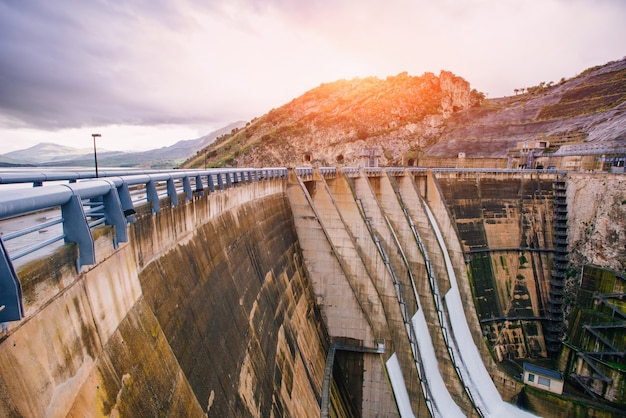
[470,89,486,107]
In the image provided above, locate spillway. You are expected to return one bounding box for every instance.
[423,202,535,417]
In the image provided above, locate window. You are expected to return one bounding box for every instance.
[538,376,550,387]
[528,373,535,383]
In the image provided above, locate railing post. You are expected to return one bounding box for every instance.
[61,194,95,267]
[225,172,233,189]
[195,174,204,197]
[115,181,136,218]
[182,176,193,201]
[0,237,24,322]
[146,179,160,213]
[102,188,128,245]
[206,174,215,193]
[166,177,178,207]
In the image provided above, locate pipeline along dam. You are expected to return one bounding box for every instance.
[0,167,623,417]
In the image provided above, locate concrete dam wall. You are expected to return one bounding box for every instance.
[1,168,621,416]
[0,178,328,417]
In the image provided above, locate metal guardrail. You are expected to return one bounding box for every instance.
[0,168,288,322]
[0,168,168,187]
[0,165,576,323]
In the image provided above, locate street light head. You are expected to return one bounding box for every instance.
[92,133,101,138]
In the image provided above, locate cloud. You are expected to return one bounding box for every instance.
[0,0,624,141]
[0,1,220,128]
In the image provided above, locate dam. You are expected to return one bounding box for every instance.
[0,167,623,417]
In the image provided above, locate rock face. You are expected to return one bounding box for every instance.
[183,57,625,170]
[439,70,472,117]
[184,71,479,168]
[567,173,626,271]
[425,58,626,160]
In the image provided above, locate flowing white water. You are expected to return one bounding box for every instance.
[423,203,537,417]
[386,354,415,418]
[411,310,465,418]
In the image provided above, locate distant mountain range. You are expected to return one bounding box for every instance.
[0,121,246,169]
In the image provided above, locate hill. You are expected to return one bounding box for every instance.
[3,143,111,165]
[182,58,626,168]
[183,71,483,167]
[91,121,246,168]
[0,122,246,168]
[426,58,626,160]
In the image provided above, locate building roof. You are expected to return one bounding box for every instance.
[523,362,563,380]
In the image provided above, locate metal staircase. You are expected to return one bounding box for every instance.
[545,175,568,355]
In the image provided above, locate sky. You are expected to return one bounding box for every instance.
[0,0,624,154]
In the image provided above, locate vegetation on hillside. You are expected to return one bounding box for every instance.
[182,57,626,168]
[538,67,626,120]
[182,71,481,168]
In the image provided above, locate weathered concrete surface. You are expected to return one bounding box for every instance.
[3,168,623,417]
[0,179,329,417]
[287,170,401,416]
[422,171,526,401]
[0,223,145,417]
[391,174,463,378]
[434,170,556,360]
[519,385,623,418]
[388,172,479,410]
[139,189,328,416]
[334,173,427,415]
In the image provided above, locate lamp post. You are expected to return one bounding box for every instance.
[92,133,101,178]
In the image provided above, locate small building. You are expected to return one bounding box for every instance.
[356,147,381,168]
[517,140,549,151]
[522,363,564,395]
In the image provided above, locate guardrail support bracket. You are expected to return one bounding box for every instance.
[0,237,24,322]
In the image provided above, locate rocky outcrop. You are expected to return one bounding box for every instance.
[439,70,472,117]
[567,173,626,271]
[426,58,626,159]
[181,57,625,168]
[183,71,478,168]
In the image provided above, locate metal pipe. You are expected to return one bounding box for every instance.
[0,186,73,219]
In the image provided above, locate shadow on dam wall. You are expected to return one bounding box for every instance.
[1,167,621,417]
[0,179,329,417]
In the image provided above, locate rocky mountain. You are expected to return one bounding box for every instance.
[427,58,626,159]
[183,71,483,168]
[182,58,625,168]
